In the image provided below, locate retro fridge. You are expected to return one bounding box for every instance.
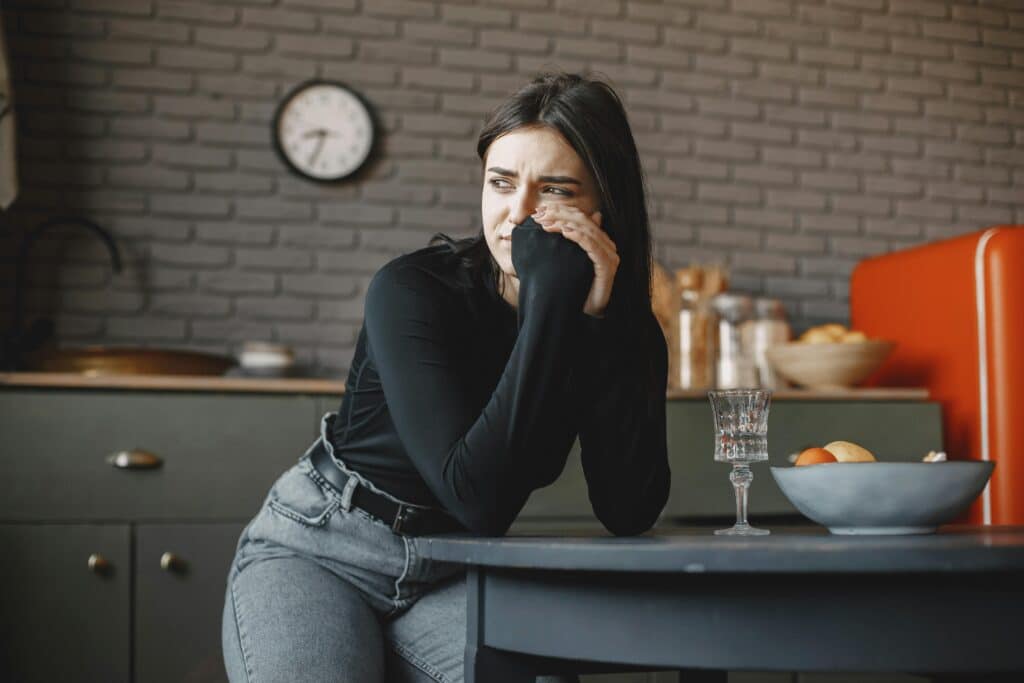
[851,226,1024,525]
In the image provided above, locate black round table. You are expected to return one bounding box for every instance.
[419,525,1024,683]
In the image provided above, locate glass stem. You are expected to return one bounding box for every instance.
[730,465,753,528]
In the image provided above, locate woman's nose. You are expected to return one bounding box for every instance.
[509,194,536,225]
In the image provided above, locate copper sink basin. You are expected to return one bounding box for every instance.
[23,346,237,376]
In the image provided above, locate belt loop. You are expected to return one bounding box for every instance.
[339,475,358,512]
[392,506,409,534]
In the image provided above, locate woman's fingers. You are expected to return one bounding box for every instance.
[536,206,616,253]
[533,204,618,318]
[558,223,620,269]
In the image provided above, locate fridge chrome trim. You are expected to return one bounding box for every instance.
[973,227,999,526]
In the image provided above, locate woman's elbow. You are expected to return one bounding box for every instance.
[597,506,661,537]
[595,469,670,537]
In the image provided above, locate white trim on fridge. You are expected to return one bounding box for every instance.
[973,228,999,526]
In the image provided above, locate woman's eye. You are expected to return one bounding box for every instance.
[488,179,572,197]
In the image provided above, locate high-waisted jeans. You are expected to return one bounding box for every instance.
[221,411,577,683]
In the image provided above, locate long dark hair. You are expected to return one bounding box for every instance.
[432,71,657,359]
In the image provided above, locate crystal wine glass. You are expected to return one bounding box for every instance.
[708,389,772,536]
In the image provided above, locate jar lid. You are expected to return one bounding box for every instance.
[710,292,755,322]
[753,297,788,320]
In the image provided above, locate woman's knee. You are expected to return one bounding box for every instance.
[222,555,385,683]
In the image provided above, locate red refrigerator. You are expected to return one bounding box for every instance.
[851,226,1024,525]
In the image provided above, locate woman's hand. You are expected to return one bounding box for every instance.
[533,205,619,318]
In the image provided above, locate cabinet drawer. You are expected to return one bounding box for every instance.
[0,390,321,521]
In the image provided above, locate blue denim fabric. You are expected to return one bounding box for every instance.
[222,411,576,683]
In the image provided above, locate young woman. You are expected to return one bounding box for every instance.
[222,72,670,683]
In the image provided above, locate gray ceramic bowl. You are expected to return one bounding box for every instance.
[770,461,995,535]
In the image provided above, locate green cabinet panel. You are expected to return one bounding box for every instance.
[0,523,131,682]
[135,523,247,683]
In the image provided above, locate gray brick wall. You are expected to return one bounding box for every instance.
[0,0,1021,378]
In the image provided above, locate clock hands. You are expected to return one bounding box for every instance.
[308,134,326,166]
[301,128,341,138]
[302,128,341,167]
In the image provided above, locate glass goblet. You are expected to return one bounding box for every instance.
[708,389,772,536]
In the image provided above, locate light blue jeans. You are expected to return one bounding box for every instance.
[222,412,577,683]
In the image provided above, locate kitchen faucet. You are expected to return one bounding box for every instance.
[2,215,122,371]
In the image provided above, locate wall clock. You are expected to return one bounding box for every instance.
[272,79,376,182]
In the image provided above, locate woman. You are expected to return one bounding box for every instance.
[222,72,669,683]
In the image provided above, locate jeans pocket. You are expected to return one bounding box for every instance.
[267,457,340,528]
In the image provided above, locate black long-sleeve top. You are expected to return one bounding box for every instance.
[328,216,670,536]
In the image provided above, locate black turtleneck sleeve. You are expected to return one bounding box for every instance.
[362,217,668,536]
[574,307,670,536]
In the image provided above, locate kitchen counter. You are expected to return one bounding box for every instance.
[0,371,928,399]
[0,371,346,394]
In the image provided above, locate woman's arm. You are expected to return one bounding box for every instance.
[575,309,671,536]
[364,225,592,536]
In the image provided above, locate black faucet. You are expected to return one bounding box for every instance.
[2,215,123,371]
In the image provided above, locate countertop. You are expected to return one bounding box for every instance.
[0,371,929,400]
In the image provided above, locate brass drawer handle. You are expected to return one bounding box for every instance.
[88,553,110,574]
[106,449,163,470]
[160,552,187,573]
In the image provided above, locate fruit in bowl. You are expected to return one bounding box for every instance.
[797,323,868,344]
[794,447,837,466]
[766,324,894,389]
[794,440,877,465]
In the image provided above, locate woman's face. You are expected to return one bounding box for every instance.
[481,126,600,280]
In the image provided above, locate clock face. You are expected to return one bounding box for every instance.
[273,81,375,182]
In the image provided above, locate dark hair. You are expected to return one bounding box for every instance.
[431,71,657,371]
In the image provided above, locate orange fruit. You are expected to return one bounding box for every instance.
[795,447,838,466]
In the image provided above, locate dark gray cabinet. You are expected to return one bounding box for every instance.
[0,523,132,682]
[135,523,246,683]
[0,386,943,683]
[0,389,319,683]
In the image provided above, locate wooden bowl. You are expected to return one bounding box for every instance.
[765,340,894,389]
[23,346,237,376]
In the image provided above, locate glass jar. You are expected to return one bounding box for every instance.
[742,297,793,390]
[676,270,714,390]
[710,293,758,389]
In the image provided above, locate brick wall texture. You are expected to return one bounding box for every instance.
[0,0,1021,377]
